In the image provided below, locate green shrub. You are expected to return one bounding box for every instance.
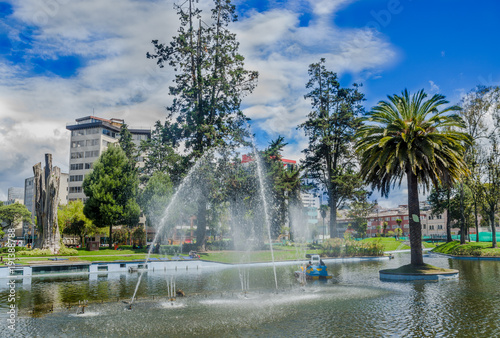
[17,249,53,256]
[321,238,343,257]
[117,245,148,253]
[0,246,25,253]
[321,238,384,257]
[59,247,78,256]
[206,240,234,251]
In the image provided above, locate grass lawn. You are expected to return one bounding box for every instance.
[380,263,457,275]
[360,237,410,251]
[200,248,320,264]
[74,248,148,256]
[432,241,500,257]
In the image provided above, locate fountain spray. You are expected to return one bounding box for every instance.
[130,151,212,306]
[248,130,279,290]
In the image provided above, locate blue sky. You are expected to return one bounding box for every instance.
[0,0,499,206]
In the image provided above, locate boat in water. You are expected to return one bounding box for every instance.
[295,254,332,280]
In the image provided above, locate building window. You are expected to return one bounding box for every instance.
[429,215,433,220]
[102,129,116,138]
[86,139,100,147]
[437,215,442,219]
[85,150,99,158]
[429,225,435,230]
[71,140,85,148]
[69,187,82,193]
[438,225,443,230]
[404,216,409,220]
[72,130,85,136]
[423,224,426,229]
[70,163,84,170]
[70,175,84,182]
[71,152,84,159]
[85,163,93,170]
[86,128,99,135]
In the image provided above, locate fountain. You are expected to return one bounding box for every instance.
[129,151,211,306]
[249,132,279,290]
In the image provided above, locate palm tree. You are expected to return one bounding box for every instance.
[355,89,470,265]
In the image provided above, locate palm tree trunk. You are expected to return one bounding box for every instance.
[446,188,452,242]
[459,183,466,245]
[407,170,423,265]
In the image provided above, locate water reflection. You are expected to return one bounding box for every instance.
[1,254,500,337]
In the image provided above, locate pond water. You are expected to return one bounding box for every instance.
[1,253,499,337]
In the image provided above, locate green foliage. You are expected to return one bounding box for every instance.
[140,121,185,183]
[206,239,234,251]
[112,228,129,244]
[261,136,301,238]
[320,237,384,257]
[356,89,470,197]
[83,145,141,239]
[131,227,146,246]
[0,202,31,229]
[347,194,373,238]
[58,246,78,256]
[119,124,137,164]
[138,171,173,228]
[17,249,53,256]
[356,89,471,265]
[146,0,258,248]
[0,246,24,253]
[298,58,366,238]
[433,240,500,256]
[58,200,99,243]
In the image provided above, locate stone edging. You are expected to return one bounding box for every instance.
[430,252,500,261]
[379,268,459,281]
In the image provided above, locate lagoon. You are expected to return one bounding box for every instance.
[1,253,499,337]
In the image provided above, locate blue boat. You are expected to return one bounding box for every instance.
[295,254,332,280]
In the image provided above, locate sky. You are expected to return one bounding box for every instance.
[1,0,499,207]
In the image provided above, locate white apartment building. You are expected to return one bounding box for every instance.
[66,116,150,202]
[300,191,320,226]
[8,187,24,201]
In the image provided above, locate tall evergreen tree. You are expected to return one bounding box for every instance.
[140,121,184,184]
[483,139,500,248]
[119,124,137,164]
[298,58,365,238]
[147,0,258,249]
[83,145,141,245]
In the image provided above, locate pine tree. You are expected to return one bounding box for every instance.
[298,58,365,238]
[147,0,258,249]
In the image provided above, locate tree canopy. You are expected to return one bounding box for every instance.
[83,145,141,244]
[356,89,470,265]
[0,202,31,230]
[298,58,366,238]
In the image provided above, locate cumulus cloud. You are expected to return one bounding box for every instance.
[0,0,398,201]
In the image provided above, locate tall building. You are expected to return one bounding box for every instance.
[66,116,150,202]
[7,187,24,202]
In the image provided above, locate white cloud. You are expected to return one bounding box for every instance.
[429,80,440,93]
[0,0,398,202]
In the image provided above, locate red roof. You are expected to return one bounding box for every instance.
[241,154,296,165]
